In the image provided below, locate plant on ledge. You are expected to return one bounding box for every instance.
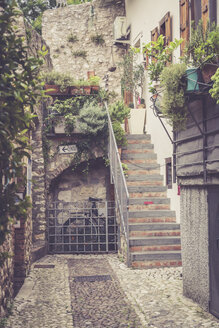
[109,100,130,148]
[160,63,188,129]
[142,35,183,94]
[41,71,75,92]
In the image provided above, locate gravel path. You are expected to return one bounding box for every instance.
[5,254,219,328]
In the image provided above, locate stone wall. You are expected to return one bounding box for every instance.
[49,159,110,204]
[13,213,32,296]
[180,185,210,310]
[42,0,126,95]
[0,232,14,317]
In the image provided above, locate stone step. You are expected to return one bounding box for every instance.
[127,169,160,175]
[125,163,160,171]
[123,149,154,155]
[126,139,151,145]
[129,236,181,246]
[122,153,157,160]
[127,174,163,181]
[126,134,151,140]
[129,204,170,211]
[129,210,176,219]
[128,216,175,223]
[129,230,181,238]
[130,244,181,252]
[124,143,154,150]
[127,180,163,187]
[129,198,170,205]
[131,260,182,269]
[131,250,182,262]
[123,159,157,165]
[128,186,167,193]
[129,222,179,230]
[129,191,167,198]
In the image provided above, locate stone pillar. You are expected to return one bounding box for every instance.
[31,104,47,257]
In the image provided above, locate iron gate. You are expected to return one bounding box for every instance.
[47,199,118,253]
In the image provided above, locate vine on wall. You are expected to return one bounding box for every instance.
[0,1,45,258]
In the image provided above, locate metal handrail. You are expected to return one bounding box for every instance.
[104,102,130,266]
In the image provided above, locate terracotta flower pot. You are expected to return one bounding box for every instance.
[83,86,91,95]
[87,71,95,79]
[201,63,218,84]
[44,84,69,95]
[91,85,100,94]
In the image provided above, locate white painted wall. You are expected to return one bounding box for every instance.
[125,0,181,221]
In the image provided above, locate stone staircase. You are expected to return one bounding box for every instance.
[122,134,182,269]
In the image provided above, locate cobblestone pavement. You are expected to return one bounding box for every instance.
[5,254,219,328]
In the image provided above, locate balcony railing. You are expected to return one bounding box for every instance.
[105,102,130,266]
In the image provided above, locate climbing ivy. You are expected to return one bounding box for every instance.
[0,1,45,253]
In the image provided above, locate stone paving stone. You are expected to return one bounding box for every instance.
[107,255,219,328]
[5,254,219,328]
[68,258,141,328]
[6,255,73,328]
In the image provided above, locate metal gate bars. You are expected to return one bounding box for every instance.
[47,199,118,253]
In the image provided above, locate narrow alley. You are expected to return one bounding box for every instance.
[6,254,219,328]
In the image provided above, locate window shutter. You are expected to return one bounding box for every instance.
[191,0,201,26]
[151,27,159,41]
[165,12,172,45]
[180,0,190,54]
[202,0,209,30]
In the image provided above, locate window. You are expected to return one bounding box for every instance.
[180,0,190,54]
[159,12,172,46]
[180,0,217,53]
[165,157,172,189]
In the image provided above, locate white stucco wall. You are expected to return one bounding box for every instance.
[125,0,181,221]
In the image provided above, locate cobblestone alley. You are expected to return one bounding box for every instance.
[5,255,219,328]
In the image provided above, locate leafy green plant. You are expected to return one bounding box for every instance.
[79,102,107,135]
[72,50,87,59]
[109,100,130,123]
[112,121,127,148]
[0,0,45,252]
[88,75,100,86]
[91,34,105,46]
[160,63,187,129]
[209,68,219,103]
[122,163,128,177]
[67,33,78,43]
[120,49,135,92]
[142,35,182,94]
[41,71,75,91]
[109,101,130,147]
[183,20,219,67]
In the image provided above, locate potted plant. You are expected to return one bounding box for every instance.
[42,71,75,95]
[70,79,91,95]
[47,98,80,134]
[183,21,219,85]
[88,75,101,93]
